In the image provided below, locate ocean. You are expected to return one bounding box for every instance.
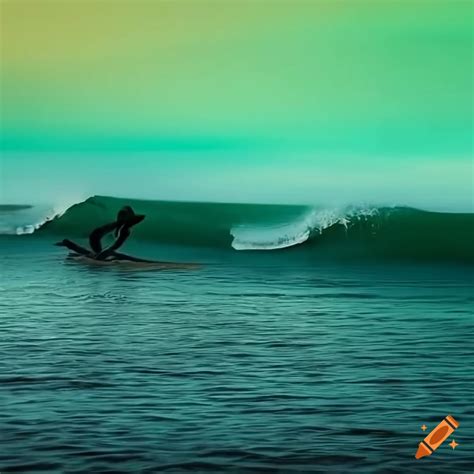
[0,197,473,473]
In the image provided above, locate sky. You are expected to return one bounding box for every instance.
[0,0,472,210]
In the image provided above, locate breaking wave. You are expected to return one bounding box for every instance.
[2,195,473,263]
[230,207,378,250]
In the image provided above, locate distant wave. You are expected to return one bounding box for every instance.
[0,200,79,235]
[2,195,473,263]
[0,204,33,212]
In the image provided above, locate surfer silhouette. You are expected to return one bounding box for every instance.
[55,206,145,261]
[89,206,145,259]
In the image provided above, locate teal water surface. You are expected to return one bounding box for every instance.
[0,237,473,473]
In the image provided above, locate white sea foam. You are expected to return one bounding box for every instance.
[230,206,379,250]
[0,198,85,235]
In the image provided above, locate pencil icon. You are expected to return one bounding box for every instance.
[415,415,459,459]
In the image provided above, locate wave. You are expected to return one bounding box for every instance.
[230,207,378,250]
[0,201,79,235]
[3,195,474,263]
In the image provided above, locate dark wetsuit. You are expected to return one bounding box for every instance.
[56,210,145,261]
[58,222,131,260]
[89,222,118,253]
[88,222,132,259]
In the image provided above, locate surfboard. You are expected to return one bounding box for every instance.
[56,240,199,269]
[68,254,200,270]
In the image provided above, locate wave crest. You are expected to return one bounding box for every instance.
[0,199,84,235]
[230,207,377,250]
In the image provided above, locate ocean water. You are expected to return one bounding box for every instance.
[0,199,473,473]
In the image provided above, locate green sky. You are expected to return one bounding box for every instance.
[0,1,472,208]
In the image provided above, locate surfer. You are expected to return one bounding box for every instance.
[89,206,145,259]
[55,206,145,261]
[55,205,198,268]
